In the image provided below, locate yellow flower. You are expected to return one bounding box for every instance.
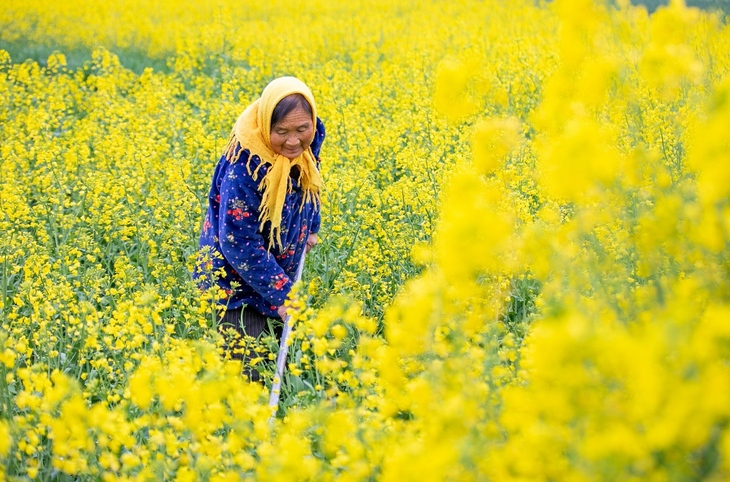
[0,420,10,456]
[471,117,521,174]
[433,58,479,122]
[129,362,155,410]
[0,348,15,368]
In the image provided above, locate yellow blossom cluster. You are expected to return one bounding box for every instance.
[1,0,730,479]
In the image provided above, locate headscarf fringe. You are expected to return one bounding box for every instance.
[224,133,246,165]
[225,135,322,250]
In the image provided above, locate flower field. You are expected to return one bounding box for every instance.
[1,0,729,479]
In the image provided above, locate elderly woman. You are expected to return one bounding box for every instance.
[194,77,324,374]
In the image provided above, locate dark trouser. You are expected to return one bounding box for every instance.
[217,306,281,382]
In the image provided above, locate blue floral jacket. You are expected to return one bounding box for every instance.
[194,118,325,318]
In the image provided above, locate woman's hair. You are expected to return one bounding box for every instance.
[271,94,312,127]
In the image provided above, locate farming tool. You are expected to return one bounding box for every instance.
[268,248,306,423]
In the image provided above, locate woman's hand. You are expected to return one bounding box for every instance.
[277,305,288,319]
[305,233,318,253]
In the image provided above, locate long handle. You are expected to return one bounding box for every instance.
[268,249,306,421]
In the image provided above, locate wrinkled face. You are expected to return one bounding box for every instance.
[270,105,313,160]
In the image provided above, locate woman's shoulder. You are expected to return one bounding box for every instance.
[227,143,266,171]
[219,144,268,191]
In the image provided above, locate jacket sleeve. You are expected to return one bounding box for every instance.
[217,154,292,308]
[310,117,325,234]
[311,205,321,235]
[311,117,326,158]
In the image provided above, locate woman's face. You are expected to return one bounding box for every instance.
[270,105,313,160]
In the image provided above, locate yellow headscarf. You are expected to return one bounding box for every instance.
[223,77,323,250]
